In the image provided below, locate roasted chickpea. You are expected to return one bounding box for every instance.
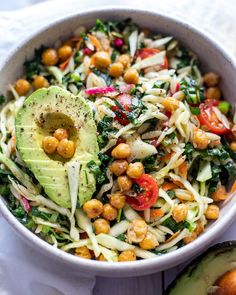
[212,185,228,202]
[109,160,128,176]
[118,250,136,262]
[93,218,110,234]
[172,204,188,223]
[203,72,220,87]
[127,219,148,243]
[109,193,126,209]
[139,232,158,250]
[205,204,219,220]
[194,221,204,236]
[15,79,31,96]
[123,68,139,84]
[117,175,133,192]
[42,136,59,154]
[183,232,197,244]
[230,142,236,152]
[102,204,118,221]
[109,62,124,78]
[57,45,73,62]
[57,139,75,159]
[83,199,103,219]
[53,128,69,141]
[93,51,111,68]
[111,143,131,159]
[126,162,144,179]
[118,54,130,68]
[41,48,58,66]
[193,129,208,150]
[97,254,106,261]
[75,246,92,259]
[205,87,221,100]
[162,97,179,112]
[32,75,49,90]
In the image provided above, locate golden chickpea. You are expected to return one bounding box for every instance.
[172,204,188,223]
[102,204,118,221]
[93,51,111,68]
[32,75,49,90]
[205,87,221,100]
[41,48,59,66]
[118,54,130,68]
[193,129,208,150]
[42,136,59,154]
[124,68,139,84]
[118,250,136,262]
[203,72,220,87]
[57,139,75,159]
[15,79,31,96]
[162,97,179,112]
[117,175,133,192]
[230,142,236,152]
[131,219,147,238]
[83,199,103,219]
[126,162,144,179]
[75,246,92,259]
[109,160,128,176]
[212,185,228,202]
[57,45,73,62]
[111,143,131,159]
[194,221,204,236]
[93,218,110,234]
[139,232,158,250]
[97,254,106,261]
[183,232,197,244]
[205,204,220,220]
[109,193,126,209]
[109,62,124,78]
[53,128,69,141]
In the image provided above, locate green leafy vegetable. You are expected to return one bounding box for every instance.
[162,132,176,147]
[87,160,106,185]
[24,46,45,81]
[116,233,126,241]
[180,78,204,105]
[97,116,117,149]
[0,94,5,105]
[142,155,156,172]
[189,106,200,115]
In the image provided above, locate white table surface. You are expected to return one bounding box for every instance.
[0,1,236,294]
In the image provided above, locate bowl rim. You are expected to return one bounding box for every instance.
[1,6,236,275]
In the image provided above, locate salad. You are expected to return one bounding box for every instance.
[0,19,236,262]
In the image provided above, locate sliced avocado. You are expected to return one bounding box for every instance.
[166,241,236,295]
[15,86,99,208]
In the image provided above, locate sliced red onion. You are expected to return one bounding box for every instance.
[21,196,31,213]
[85,86,116,95]
[83,47,93,56]
[119,84,135,94]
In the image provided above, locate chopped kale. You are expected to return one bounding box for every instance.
[30,207,51,221]
[24,46,45,81]
[142,155,156,172]
[176,47,195,70]
[189,106,200,115]
[180,78,204,105]
[162,132,176,147]
[167,190,175,199]
[0,94,5,105]
[116,233,126,241]
[87,160,106,185]
[97,115,117,149]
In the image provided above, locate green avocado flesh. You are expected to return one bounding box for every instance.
[15,86,99,208]
[166,241,236,295]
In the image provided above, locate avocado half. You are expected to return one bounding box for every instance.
[15,86,99,208]
[165,241,236,295]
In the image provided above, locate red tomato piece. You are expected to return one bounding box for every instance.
[135,48,168,69]
[198,100,230,135]
[126,174,159,211]
[111,94,132,125]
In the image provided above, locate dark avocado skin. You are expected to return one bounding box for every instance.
[165,241,236,295]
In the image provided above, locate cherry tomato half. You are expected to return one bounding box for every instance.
[198,100,230,135]
[111,94,132,125]
[126,174,159,211]
[135,48,169,69]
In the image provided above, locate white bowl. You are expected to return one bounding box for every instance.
[0,7,236,278]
